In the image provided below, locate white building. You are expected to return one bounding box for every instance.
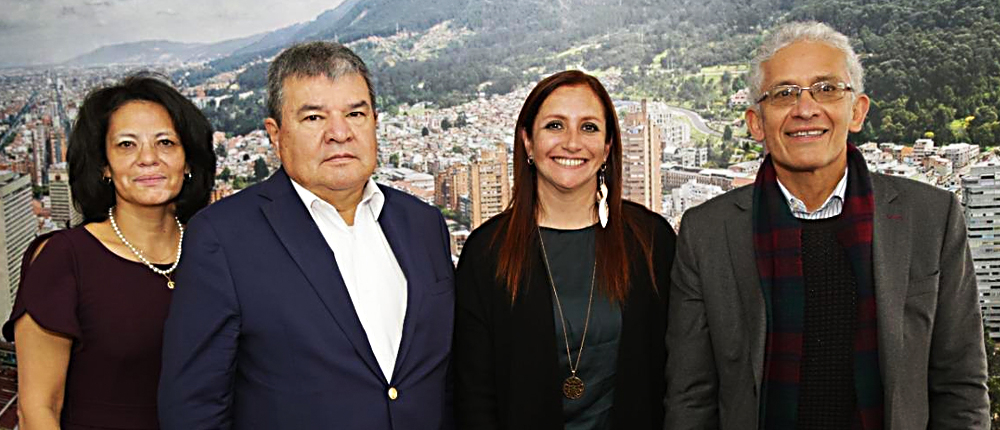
[664,179,724,218]
[48,164,81,229]
[0,171,34,320]
[962,161,1000,339]
[940,142,979,169]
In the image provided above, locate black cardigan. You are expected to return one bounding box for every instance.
[454,202,676,429]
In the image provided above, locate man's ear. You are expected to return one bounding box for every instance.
[745,107,766,142]
[264,117,280,151]
[849,94,871,133]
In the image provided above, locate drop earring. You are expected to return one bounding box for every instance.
[597,163,608,228]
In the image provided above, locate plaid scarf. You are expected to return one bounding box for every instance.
[753,144,884,429]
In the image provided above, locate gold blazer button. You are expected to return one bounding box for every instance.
[388,387,398,400]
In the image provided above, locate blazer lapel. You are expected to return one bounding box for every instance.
[377,187,427,380]
[871,174,907,420]
[258,170,384,380]
[726,189,767,389]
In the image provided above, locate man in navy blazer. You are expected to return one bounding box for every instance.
[159,41,455,429]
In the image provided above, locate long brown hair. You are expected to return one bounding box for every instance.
[493,70,654,303]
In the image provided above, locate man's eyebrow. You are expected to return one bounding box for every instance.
[295,104,325,115]
[347,100,370,111]
[771,75,840,87]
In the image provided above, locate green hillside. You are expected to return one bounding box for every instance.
[195,0,1000,146]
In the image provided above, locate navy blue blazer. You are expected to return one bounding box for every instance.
[159,169,455,429]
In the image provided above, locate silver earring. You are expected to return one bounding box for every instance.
[597,163,608,228]
[103,176,112,185]
[527,155,534,166]
[185,172,193,180]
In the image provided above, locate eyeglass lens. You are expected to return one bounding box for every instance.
[768,82,848,105]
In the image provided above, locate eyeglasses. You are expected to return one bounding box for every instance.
[756,81,854,106]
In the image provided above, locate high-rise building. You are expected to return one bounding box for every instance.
[0,171,35,321]
[962,161,1000,339]
[435,164,470,213]
[470,142,510,229]
[621,100,662,211]
[48,165,81,229]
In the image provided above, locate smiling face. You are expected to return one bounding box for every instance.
[104,100,187,210]
[523,84,610,199]
[264,73,377,205]
[746,40,869,178]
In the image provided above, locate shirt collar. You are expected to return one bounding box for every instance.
[776,167,848,218]
[290,177,385,224]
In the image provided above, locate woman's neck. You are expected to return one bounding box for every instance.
[536,184,597,230]
[104,201,180,263]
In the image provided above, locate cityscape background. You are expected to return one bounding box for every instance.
[2,0,1000,426]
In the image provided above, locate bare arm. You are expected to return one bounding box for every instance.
[15,313,71,430]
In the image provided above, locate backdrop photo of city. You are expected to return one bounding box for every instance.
[2,0,1000,426]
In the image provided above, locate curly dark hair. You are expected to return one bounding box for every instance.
[67,73,216,224]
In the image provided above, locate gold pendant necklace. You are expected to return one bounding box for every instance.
[538,229,597,400]
[108,206,183,290]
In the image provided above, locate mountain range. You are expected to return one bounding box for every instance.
[68,0,1000,147]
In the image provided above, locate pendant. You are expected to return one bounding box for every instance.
[563,375,585,399]
[167,280,175,289]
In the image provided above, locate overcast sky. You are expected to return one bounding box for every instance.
[0,0,343,67]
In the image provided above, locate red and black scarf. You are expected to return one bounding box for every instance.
[752,144,883,429]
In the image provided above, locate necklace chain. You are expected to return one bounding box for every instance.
[538,229,597,379]
[108,206,184,281]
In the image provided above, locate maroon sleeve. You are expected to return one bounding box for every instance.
[2,231,81,343]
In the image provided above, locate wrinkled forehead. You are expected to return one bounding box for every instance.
[761,40,850,88]
[281,73,371,106]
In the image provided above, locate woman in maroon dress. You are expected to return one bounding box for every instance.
[3,74,216,429]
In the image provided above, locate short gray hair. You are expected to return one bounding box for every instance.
[267,41,376,126]
[748,21,864,106]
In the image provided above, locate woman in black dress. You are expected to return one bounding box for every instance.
[4,74,215,429]
[453,70,676,429]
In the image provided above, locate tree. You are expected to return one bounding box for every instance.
[441,118,452,130]
[723,125,734,141]
[455,112,469,128]
[218,166,232,181]
[421,126,430,137]
[215,143,227,159]
[253,157,269,183]
[389,153,400,167]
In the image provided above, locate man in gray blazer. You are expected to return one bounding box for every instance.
[665,21,989,429]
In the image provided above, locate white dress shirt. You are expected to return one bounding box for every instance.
[777,167,848,220]
[291,178,408,382]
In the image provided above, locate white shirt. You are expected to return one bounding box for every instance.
[291,178,408,382]
[777,168,848,220]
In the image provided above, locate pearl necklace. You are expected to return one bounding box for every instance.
[107,206,184,289]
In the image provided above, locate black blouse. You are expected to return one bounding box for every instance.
[539,226,621,430]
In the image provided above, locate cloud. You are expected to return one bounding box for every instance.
[0,18,19,31]
[0,0,345,67]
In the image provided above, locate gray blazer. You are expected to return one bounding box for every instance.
[665,172,989,429]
